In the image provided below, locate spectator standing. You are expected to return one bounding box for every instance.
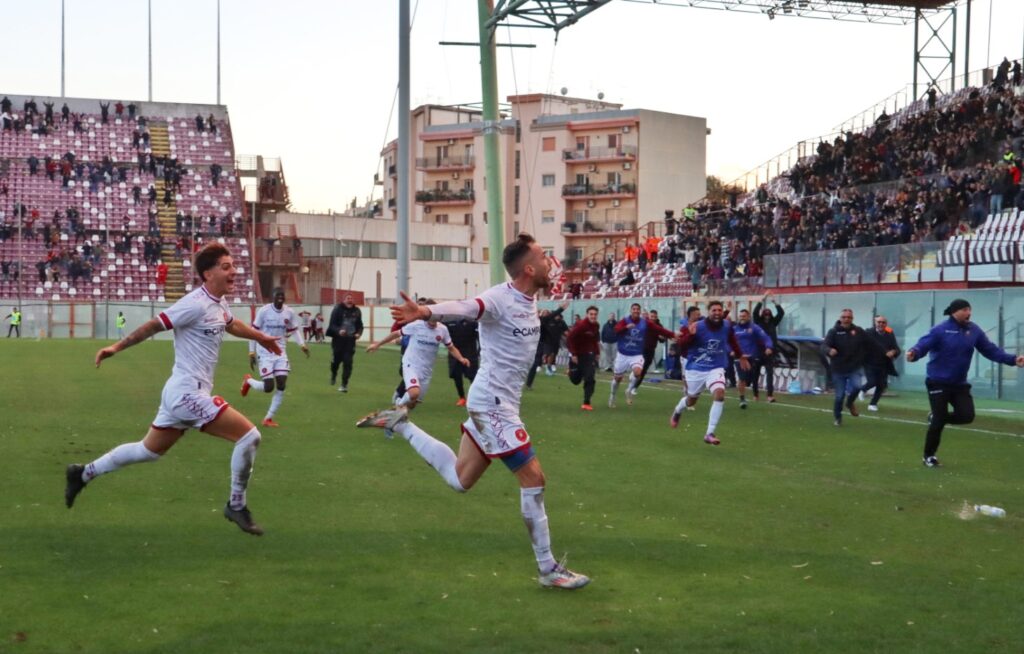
[858,315,900,412]
[752,294,785,402]
[905,299,1024,467]
[327,293,363,392]
[822,309,869,426]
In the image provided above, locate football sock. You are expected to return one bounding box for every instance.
[610,379,620,398]
[521,486,556,572]
[707,399,724,433]
[674,396,688,415]
[266,389,284,419]
[82,441,160,482]
[396,392,412,407]
[394,422,465,492]
[229,428,261,509]
[627,373,638,394]
[246,377,263,389]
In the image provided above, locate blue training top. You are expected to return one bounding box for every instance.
[733,321,771,357]
[909,317,1016,385]
[685,319,737,372]
[616,317,648,356]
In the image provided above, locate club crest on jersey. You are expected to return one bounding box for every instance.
[514,428,529,443]
[435,335,442,342]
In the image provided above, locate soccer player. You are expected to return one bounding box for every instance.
[240,288,310,427]
[905,299,1024,467]
[610,303,675,407]
[367,313,470,411]
[4,306,21,338]
[355,233,589,589]
[65,243,281,535]
[566,305,600,411]
[732,309,773,409]
[671,301,749,445]
[327,293,362,392]
[633,308,668,392]
[823,309,869,426]
[445,317,479,407]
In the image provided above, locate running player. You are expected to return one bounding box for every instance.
[240,288,310,427]
[732,309,773,409]
[670,300,749,445]
[356,233,589,589]
[64,243,281,535]
[609,303,675,407]
[367,312,470,411]
[566,306,600,411]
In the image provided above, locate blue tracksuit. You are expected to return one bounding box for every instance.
[909,318,1016,384]
[733,321,771,357]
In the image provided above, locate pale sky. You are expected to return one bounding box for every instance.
[2,0,1024,212]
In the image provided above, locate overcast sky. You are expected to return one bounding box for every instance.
[2,0,1024,212]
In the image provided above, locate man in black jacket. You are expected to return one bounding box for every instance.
[858,315,900,412]
[445,318,479,406]
[526,301,568,388]
[823,308,869,426]
[753,294,784,402]
[327,294,363,392]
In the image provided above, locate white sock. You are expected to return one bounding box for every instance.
[265,389,284,420]
[610,379,620,397]
[707,399,724,433]
[674,396,689,415]
[396,392,412,407]
[394,421,465,492]
[247,377,265,389]
[627,373,638,394]
[229,428,261,509]
[521,486,556,572]
[82,441,160,482]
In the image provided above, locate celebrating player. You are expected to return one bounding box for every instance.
[240,288,310,427]
[566,306,600,411]
[609,303,676,407]
[65,243,281,535]
[366,310,470,412]
[731,309,773,409]
[356,233,590,589]
[671,300,749,445]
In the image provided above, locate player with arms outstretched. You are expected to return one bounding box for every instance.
[240,288,310,427]
[366,310,470,412]
[609,303,676,407]
[356,234,590,589]
[64,243,281,535]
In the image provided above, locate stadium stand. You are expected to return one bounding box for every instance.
[570,66,1024,299]
[0,94,252,303]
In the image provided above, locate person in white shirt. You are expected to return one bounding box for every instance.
[367,309,470,411]
[239,288,309,427]
[357,233,589,590]
[64,243,282,536]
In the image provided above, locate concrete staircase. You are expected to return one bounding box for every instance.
[148,121,186,301]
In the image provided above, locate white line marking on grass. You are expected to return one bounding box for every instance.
[606,377,1023,439]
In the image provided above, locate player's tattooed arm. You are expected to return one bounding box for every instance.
[95,318,163,367]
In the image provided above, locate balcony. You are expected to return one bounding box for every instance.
[416,155,475,171]
[561,220,637,236]
[415,188,476,205]
[562,182,636,198]
[562,145,637,162]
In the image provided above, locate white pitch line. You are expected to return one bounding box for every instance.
[600,377,1023,439]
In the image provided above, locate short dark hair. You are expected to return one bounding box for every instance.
[630,303,642,310]
[708,300,724,309]
[586,305,599,313]
[686,306,701,317]
[502,233,536,276]
[194,242,231,282]
[739,308,750,315]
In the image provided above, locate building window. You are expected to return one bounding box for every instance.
[608,134,618,149]
[435,246,453,262]
[514,151,521,179]
[541,210,555,224]
[514,186,520,215]
[483,212,488,224]
[363,241,382,258]
[513,221,520,235]
[515,122,521,144]
[482,247,489,262]
[435,214,449,224]
[541,174,555,187]
[414,245,433,260]
[383,242,397,259]
[542,137,555,152]
[464,213,473,225]
[457,248,468,263]
[341,240,360,257]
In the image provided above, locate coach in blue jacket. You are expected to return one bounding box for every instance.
[906,299,1024,467]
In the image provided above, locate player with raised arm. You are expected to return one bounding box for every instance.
[240,288,310,427]
[356,233,590,589]
[670,300,749,445]
[64,243,281,535]
[366,310,470,412]
[609,303,676,407]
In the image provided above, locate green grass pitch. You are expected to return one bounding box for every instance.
[1,338,1022,653]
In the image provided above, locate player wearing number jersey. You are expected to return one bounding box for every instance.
[240,288,309,427]
[356,234,589,590]
[64,243,282,535]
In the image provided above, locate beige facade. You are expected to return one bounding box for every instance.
[380,96,707,267]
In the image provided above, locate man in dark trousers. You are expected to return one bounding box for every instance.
[445,318,479,407]
[566,306,600,411]
[753,293,785,403]
[327,293,363,392]
[906,299,1024,467]
[858,315,900,412]
[541,306,570,376]
[823,308,869,426]
[634,309,668,392]
[526,301,568,389]
[599,312,617,372]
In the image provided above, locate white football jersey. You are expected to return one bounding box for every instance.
[467,282,540,413]
[401,320,451,371]
[252,303,302,357]
[157,285,234,392]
